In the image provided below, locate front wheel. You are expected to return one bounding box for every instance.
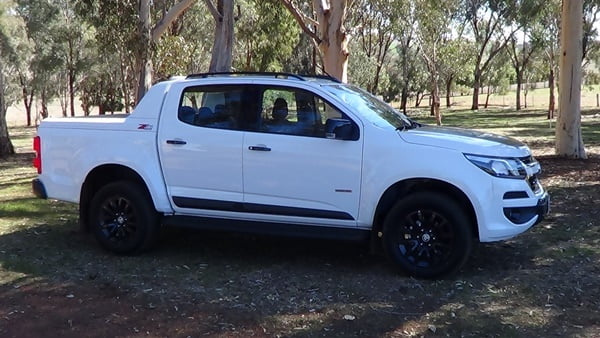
[382,192,473,279]
[89,181,159,254]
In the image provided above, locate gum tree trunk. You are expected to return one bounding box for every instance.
[136,0,197,103]
[0,71,15,157]
[206,0,235,72]
[556,0,586,158]
[281,0,350,82]
[314,0,349,82]
[548,67,555,119]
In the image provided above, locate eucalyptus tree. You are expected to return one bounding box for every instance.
[415,0,460,125]
[556,0,586,159]
[76,0,139,112]
[235,0,299,72]
[14,0,63,125]
[506,0,545,111]
[204,0,238,72]
[583,0,600,63]
[462,0,516,110]
[137,0,197,101]
[351,0,400,94]
[537,0,560,118]
[439,38,473,108]
[77,0,197,106]
[480,47,512,108]
[0,1,22,157]
[52,0,90,117]
[391,0,417,113]
[280,0,353,82]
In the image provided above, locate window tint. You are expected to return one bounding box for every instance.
[259,87,353,138]
[178,86,244,130]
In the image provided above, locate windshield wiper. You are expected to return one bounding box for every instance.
[396,118,421,131]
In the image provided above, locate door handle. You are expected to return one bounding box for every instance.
[166,139,187,145]
[248,145,271,151]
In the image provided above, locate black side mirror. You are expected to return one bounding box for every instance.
[325,118,356,140]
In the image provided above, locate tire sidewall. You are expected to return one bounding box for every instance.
[383,192,473,279]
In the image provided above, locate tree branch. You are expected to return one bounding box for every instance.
[234,4,242,21]
[203,0,221,21]
[280,0,321,43]
[152,0,197,42]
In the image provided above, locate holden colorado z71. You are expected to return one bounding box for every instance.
[32,72,549,278]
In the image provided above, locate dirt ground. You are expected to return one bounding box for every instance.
[1,128,599,337]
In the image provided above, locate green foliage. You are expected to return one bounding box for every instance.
[79,70,124,115]
[440,38,475,88]
[154,2,213,75]
[234,0,300,72]
[348,42,378,91]
[483,48,513,95]
[154,35,196,79]
[0,1,23,110]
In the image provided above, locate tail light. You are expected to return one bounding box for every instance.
[33,136,41,174]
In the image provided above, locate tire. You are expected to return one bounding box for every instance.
[88,181,159,254]
[382,192,473,279]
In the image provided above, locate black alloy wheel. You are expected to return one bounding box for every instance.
[89,181,159,254]
[383,192,473,279]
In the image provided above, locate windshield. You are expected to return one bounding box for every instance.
[322,84,415,130]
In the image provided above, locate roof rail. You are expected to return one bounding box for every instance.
[185,71,341,83]
[298,74,341,83]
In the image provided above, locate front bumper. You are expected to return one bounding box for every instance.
[32,179,48,199]
[503,192,550,225]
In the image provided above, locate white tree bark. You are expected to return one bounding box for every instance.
[206,0,235,72]
[281,0,349,82]
[136,0,153,104]
[314,0,349,82]
[556,0,586,158]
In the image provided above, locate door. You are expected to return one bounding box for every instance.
[243,86,363,225]
[158,84,246,214]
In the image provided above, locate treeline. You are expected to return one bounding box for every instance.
[0,0,598,155]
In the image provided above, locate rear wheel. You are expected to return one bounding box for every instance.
[89,181,159,254]
[382,192,473,279]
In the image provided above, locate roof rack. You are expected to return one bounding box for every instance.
[185,71,341,83]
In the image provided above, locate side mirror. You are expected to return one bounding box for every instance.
[325,118,356,140]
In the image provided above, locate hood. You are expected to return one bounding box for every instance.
[398,125,531,157]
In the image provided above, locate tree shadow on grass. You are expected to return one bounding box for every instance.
[0,152,34,169]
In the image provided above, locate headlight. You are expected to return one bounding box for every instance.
[465,154,527,179]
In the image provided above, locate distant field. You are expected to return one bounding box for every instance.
[6,85,600,126]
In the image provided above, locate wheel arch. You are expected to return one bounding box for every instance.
[79,164,154,232]
[372,178,479,242]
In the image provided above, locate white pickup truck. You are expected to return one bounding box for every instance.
[32,72,549,278]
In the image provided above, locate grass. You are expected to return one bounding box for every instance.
[408,107,600,154]
[0,120,599,336]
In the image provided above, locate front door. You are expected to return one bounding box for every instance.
[242,86,363,226]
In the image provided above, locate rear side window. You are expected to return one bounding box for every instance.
[178,85,244,130]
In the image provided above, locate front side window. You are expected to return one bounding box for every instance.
[178,85,244,130]
[258,86,355,138]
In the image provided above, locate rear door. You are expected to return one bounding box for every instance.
[158,83,247,215]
